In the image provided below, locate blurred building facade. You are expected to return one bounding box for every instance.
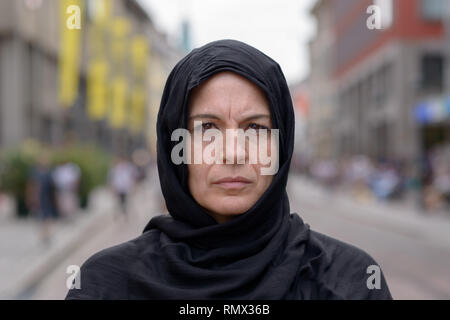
[308,0,450,164]
[0,0,182,156]
[308,0,336,160]
[290,78,312,173]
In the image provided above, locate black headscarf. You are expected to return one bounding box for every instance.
[143,39,310,298]
[147,39,295,243]
[66,39,393,300]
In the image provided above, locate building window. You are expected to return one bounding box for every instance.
[377,62,392,105]
[421,54,444,92]
[421,0,445,21]
[27,42,35,139]
[341,88,349,118]
[375,121,389,159]
[40,115,52,144]
[383,63,392,99]
[374,71,383,106]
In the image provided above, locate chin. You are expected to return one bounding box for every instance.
[210,196,255,216]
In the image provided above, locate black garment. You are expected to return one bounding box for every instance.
[66,39,393,300]
[118,192,128,215]
[30,166,58,220]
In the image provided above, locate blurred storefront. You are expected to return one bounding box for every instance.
[290,78,312,174]
[307,0,335,160]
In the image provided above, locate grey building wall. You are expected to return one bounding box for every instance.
[309,0,449,165]
[0,0,181,156]
[334,36,447,163]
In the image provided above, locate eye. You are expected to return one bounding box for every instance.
[246,123,269,131]
[202,122,216,131]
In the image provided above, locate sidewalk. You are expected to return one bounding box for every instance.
[0,187,116,299]
[288,174,450,250]
[29,177,164,300]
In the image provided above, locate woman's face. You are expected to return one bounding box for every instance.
[187,71,276,223]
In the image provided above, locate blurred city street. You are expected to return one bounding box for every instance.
[0,187,113,299]
[16,168,163,300]
[288,174,450,300]
[2,172,445,300]
[0,0,449,301]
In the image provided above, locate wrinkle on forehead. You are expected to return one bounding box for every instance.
[188,71,271,122]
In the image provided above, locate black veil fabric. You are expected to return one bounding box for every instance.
[66,40,393,300]
[146,39,295,247]
[142,39,307,298]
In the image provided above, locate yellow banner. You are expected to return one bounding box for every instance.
[108,17,131,128]
[129,35,149,133]
[131,36,149,77]
[129,88,146,134]
[87,59,108,120]
[109,77,128,129]
[86,0,112,121]
[58,0,83,108]
[112,17,131,62]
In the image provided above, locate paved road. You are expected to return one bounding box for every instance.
[1,186,119,299]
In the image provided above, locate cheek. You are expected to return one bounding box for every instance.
[252,165,274,190]
[265,132,277,157]
[188,164,207,191]
[188,163,217,206]
[253,134,278,170]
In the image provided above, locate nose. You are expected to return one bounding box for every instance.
[223,129,247,165]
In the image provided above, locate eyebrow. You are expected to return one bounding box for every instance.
[188,113,271,121]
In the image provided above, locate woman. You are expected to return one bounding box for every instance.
[66,39,393,300]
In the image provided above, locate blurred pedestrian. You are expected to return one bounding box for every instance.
[131,149,151,185]
[311,158,339,191]
[370,161,401,201]
[108,156,138,219]
[348,155,374,202]
[28,153,59,246]
[53,162,81,219]
[429,144,450,212]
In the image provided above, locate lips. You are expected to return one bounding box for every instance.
[212,176,252,189]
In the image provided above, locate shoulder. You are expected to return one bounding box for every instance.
[65,230,161,300]
[310,230,378,268]
[307,229,393,300]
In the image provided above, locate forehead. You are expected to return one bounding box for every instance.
[188,71,270,116]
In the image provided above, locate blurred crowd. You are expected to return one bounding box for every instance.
[107,153,149,219]
[24,154,81,244]
[0,146,154,245]
[26,155,81,223]
[292,143,450,214]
